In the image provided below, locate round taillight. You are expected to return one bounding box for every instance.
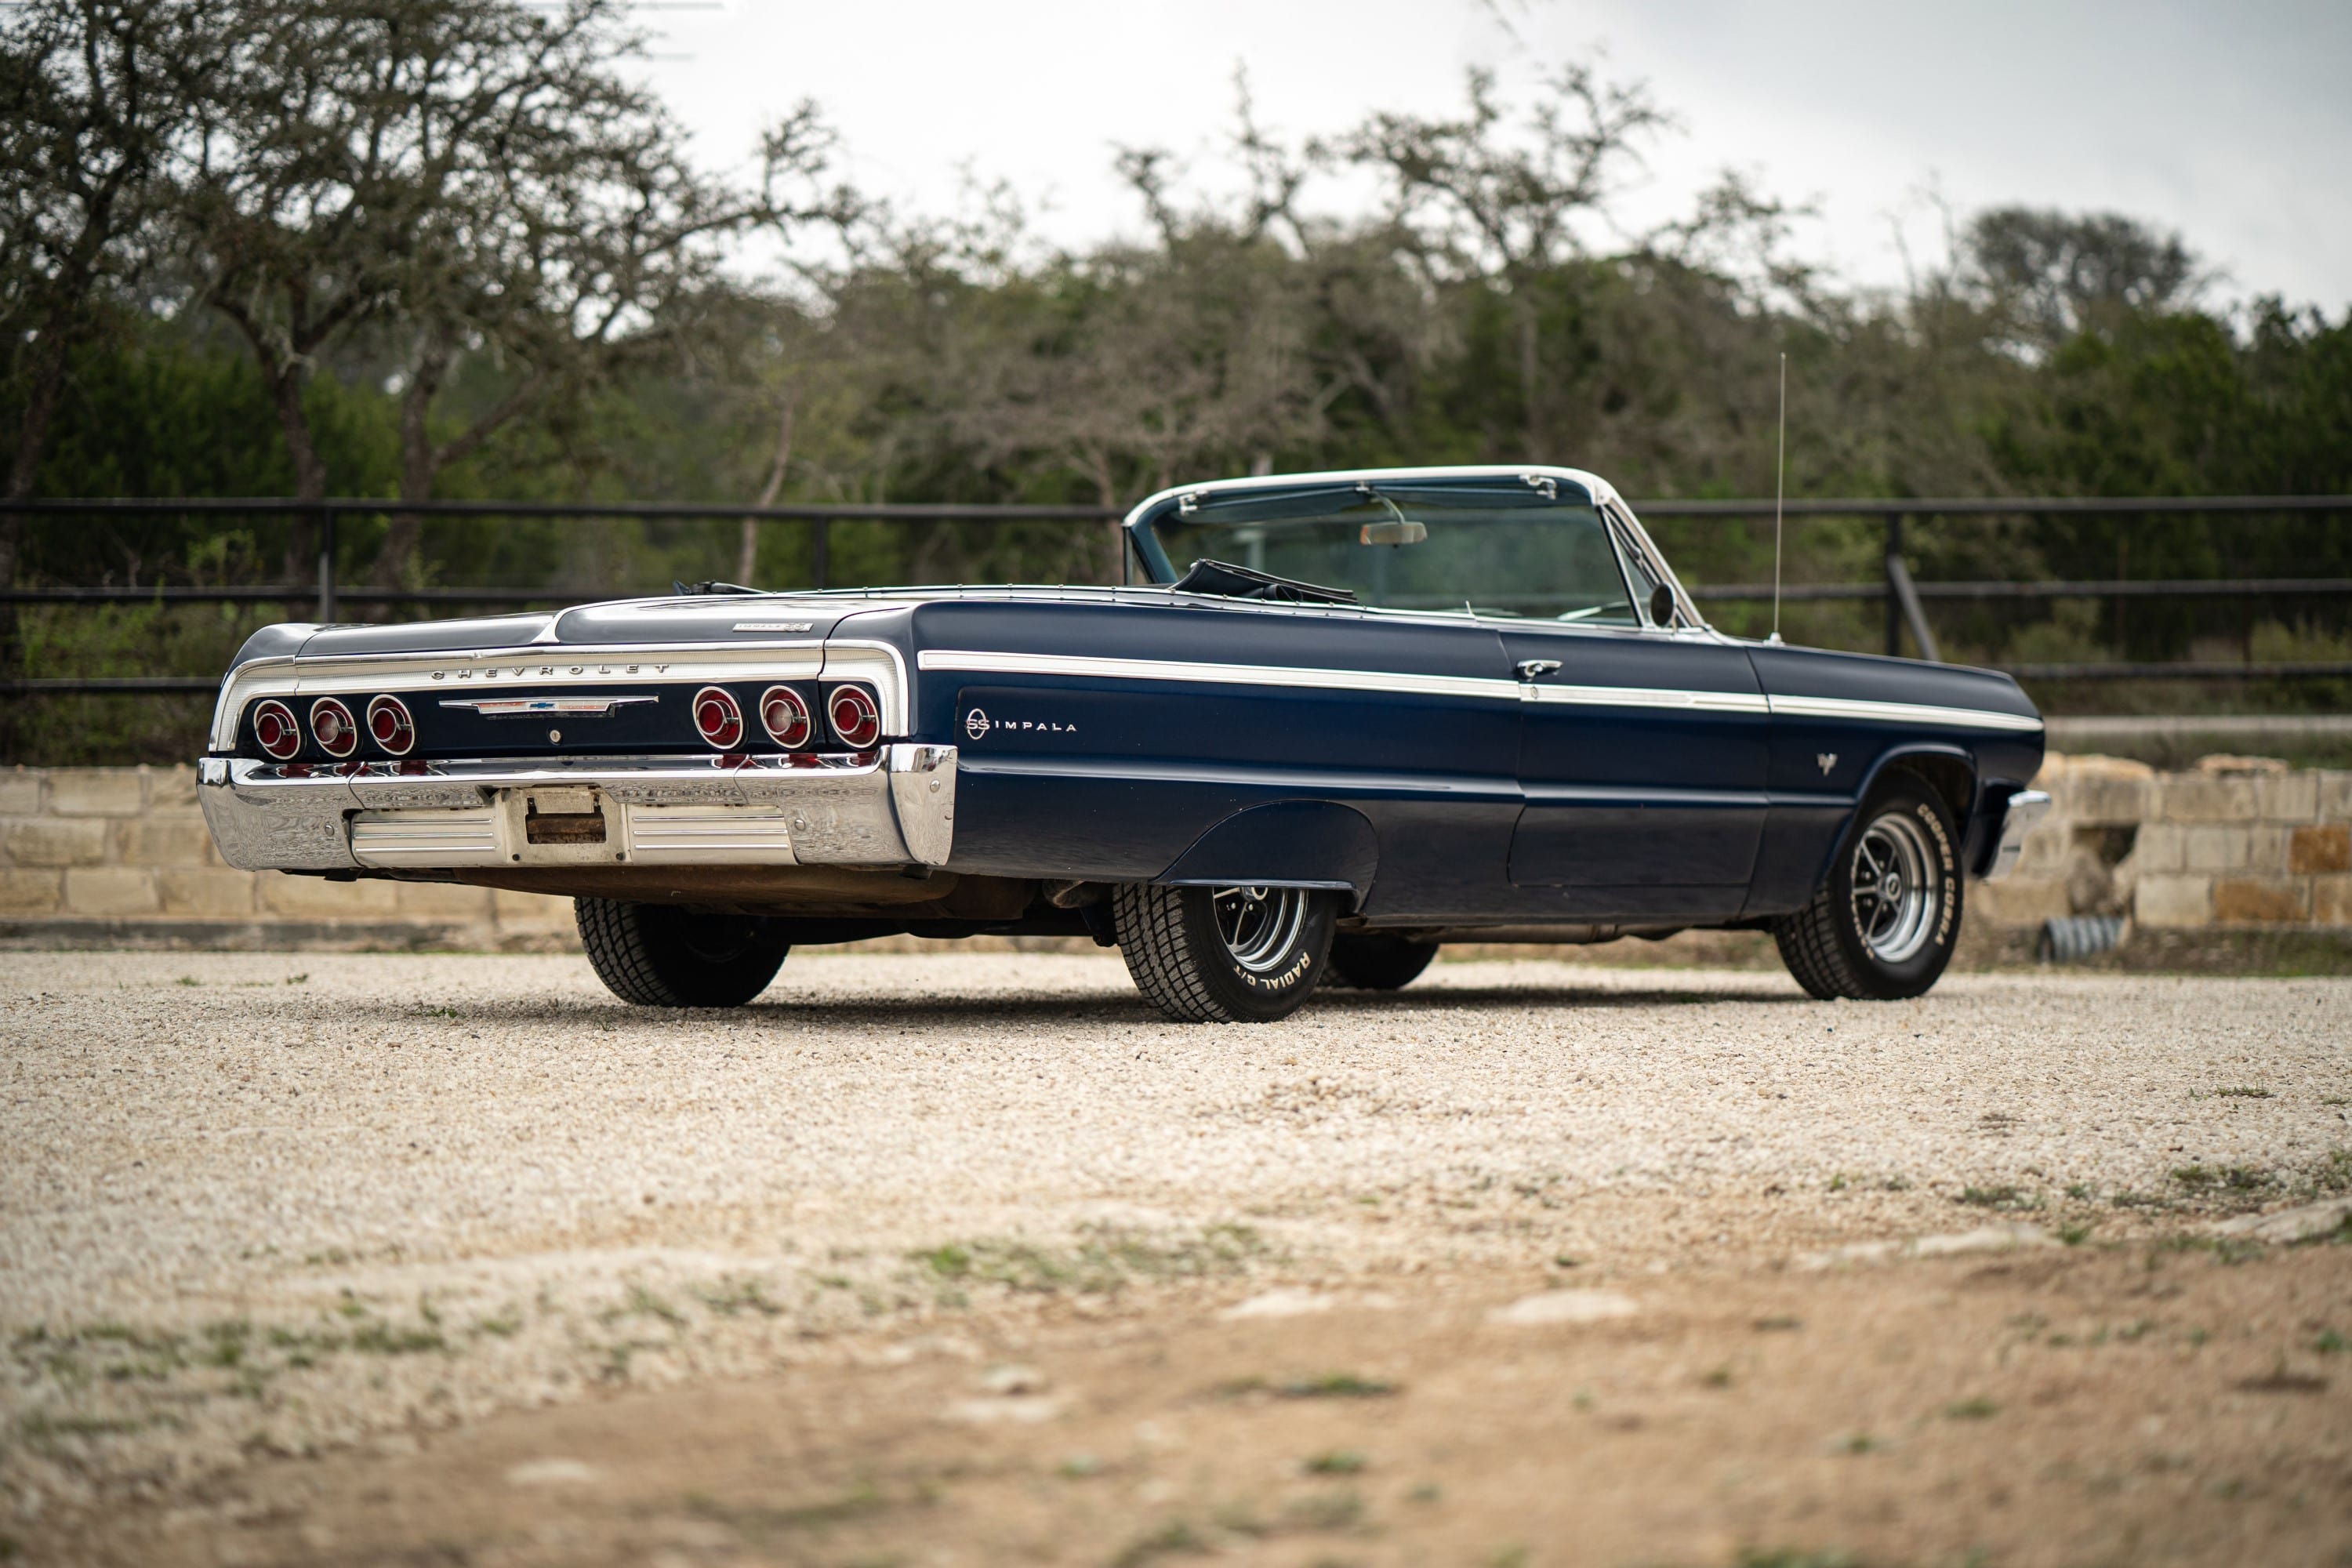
[692,685,744,749]
[760,684,811,748]
[309,697,358,759]
[252,699,302,760]
[828,685,881,750]
[366,695,415,756]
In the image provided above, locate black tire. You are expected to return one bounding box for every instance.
[1326,934,1439,991]
[1772,770,1965,1001]
[575,898,790,1007]
[1113,884,1336,1024]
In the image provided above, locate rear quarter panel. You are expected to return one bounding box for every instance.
[890,596,1523,902]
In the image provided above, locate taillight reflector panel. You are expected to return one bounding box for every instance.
[827,684,881,749]
[366,695,416,756]
[693,685,744,749]
[252,699,302,760]
[309,697,358,758]
[760,685,812,747]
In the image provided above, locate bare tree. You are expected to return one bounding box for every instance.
[0,0,220,740]
[1329,65,1669,456]
[165,0,846,587]
[1965,207,2202,354]
[0,1,215,505]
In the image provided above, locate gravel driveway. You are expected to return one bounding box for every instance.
[4,950,2348,1548]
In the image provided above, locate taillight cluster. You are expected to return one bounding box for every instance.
[249,682,884,760]
[249,695,415,761]
[692,683,880,751]
[827,686,881,749]
[760,685,811,747]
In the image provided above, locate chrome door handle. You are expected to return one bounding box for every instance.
[1514,659,1562,681]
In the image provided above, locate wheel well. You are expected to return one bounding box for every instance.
[1883,752,1975,826]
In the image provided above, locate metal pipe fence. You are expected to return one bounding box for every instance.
[5,493,2350,692]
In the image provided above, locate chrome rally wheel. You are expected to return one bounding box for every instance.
[1772,770,1965,1001]
[1115,883,1336,1024]
[1212,886,1309,972]
[1849,811,1941,964]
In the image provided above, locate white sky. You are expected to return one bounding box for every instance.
[636,0,2352,311]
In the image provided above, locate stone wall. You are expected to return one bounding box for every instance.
[0,766,575,949]
[1974,754,2352,931]
[3,760,2346,949]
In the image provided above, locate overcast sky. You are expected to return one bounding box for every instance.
[635,0,2351,311]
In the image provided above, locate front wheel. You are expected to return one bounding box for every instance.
[1772,771,1964,1001]
[1114,884,1336,1023]
[576,898,790,1007]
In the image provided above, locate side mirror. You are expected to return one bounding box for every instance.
[1649,583,1676,626]
[1359,520,1428,546]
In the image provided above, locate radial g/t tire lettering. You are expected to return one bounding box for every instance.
[1772,770,1965,1001]
[1113,884,1335,1024]
[575,898,790,1007]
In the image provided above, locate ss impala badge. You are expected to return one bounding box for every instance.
[1817,753,1838,776]
[964,708,992,739]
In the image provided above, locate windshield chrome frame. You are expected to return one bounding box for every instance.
[1123,464,1715,635]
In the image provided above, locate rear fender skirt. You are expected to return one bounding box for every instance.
[1156,800,1380,909]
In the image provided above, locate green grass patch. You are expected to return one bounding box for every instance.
[909,1223,1268,1295]
[1958,1185,2038,1210]
[1303,1449,1368,1475]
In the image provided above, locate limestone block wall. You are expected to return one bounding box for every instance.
[1976,755,2352,931]
[0,765,576,949]
[2,760,2345,948]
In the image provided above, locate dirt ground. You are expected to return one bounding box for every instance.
[3,951,2348,1567]
[77,1236,2352,1568]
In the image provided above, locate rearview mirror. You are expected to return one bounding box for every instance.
[1649,583,1676,626]
[1359,520,1428,546]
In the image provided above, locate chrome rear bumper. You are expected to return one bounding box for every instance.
[1980,788,2052,881]
[197,746,956,873]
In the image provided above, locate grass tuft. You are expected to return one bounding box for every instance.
[1110,1519,1208,1568]
[1303,1449,1367,1475]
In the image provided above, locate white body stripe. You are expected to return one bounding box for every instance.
[918,648,2043,732]
[916,648,1515,702]
[1763,693,2043,732]
[1524,684,1769,714]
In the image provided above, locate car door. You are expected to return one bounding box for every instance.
[1499,515,1769,922]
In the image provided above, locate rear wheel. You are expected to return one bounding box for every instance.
[1772,771,1963,1000]
[575,898,790,1007]
[1114,884,1335,1023]
[1326,934,1439,991]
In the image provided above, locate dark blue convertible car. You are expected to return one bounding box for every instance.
[199,465,2050,1022]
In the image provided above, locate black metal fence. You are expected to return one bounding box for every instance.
[5,492,2350,695]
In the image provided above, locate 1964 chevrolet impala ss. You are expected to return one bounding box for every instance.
[198,466,2051,1022]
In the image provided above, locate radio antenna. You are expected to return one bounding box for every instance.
[1770,351,1787,645]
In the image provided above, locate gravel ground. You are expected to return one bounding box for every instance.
[4,950,2350,1541]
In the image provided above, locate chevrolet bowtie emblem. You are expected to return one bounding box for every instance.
[438,695,659,718]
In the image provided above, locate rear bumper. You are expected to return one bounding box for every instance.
[1980,788,2052,881]
[197,746,956,873]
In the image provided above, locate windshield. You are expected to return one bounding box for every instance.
[1145,485,1640,622]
